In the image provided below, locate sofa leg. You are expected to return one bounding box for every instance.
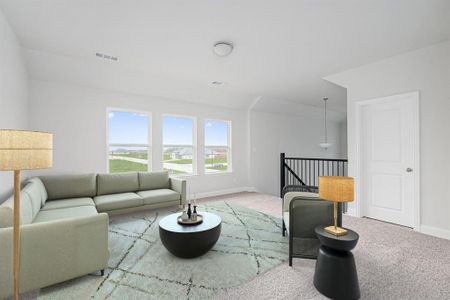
[100,269,105,276]
[289,256,292,267]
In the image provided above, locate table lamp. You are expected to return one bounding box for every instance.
[319,176,354,236]
[0,130,53,300]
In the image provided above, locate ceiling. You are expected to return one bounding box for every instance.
[1,0,449,112]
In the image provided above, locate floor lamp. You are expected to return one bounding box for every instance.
[0,130,52,300]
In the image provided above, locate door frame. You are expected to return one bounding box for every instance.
[354,91,420,230]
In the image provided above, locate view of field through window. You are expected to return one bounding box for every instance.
[163,116,194,175]
[205,120,230,173]
[108,111,230,175]
[108,110,149,173]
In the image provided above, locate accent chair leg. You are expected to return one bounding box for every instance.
[282,220,286,236]
[101,269,105,276]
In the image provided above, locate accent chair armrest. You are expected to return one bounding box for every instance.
[283,191,319,212]
[282,185,318,199]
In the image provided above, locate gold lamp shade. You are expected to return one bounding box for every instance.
[319,176,354,202]
[0,130,53,170]
[319,176,354,236]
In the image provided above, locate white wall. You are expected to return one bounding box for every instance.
[325,41,450,239]
[0,9,29,202]
[249,110,346,196]
[339,120,348,158]
[29,80,249,197]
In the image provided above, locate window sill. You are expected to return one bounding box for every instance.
[204,171,233,176]
[170,173,199,178]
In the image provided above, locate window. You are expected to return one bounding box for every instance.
[204,119,231,173]
[108,110,150,173]
[163,115,195,175]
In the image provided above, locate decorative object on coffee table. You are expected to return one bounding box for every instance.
[314,226,360,300]
[177,213,203,225]
[0,130,53,300]
[319,176,354,236]
[159,211,221,258]
[178,196,202,225]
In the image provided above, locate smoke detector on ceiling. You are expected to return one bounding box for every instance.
[213,42,233,57]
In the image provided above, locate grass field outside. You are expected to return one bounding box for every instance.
[109,159,148,173]
[111,152,148,160]
[109,154,228,173]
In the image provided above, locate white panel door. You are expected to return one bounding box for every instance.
[361,93,417,227]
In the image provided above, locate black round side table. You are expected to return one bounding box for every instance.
[313,226,360,300]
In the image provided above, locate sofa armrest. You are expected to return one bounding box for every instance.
[0,213,109,298]
[170,177,186,205]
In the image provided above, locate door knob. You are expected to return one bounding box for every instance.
[406,168,413,172]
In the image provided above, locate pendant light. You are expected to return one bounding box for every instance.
[320,97,332,149]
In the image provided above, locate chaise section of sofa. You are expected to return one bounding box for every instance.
[0,176,109,299]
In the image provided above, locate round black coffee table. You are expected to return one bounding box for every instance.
[159,212,222,258]
[313,226,360,300]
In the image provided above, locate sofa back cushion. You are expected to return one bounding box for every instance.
[138,171,170,191]
[25,177,48,206]
[97,172,139,196]
[0,190,34,228]
[39,174,97,200]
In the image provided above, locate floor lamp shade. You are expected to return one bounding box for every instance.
[319,176,354,236]
[0,130,53,170]
[0,129,52,299]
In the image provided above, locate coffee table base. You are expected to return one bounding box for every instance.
[159,225,221,258]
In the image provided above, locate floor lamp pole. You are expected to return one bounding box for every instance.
[13,170,20,300]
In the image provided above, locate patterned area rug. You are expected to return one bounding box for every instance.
[37,201,288,299]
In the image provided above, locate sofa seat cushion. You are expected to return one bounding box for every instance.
[137,189,180,205]
[41,198,95,211]
[94,192,143,212]
[33,206,98,224]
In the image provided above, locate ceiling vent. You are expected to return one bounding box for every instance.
[95,52,118,61]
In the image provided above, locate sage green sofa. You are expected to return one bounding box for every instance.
[0,171,186,298]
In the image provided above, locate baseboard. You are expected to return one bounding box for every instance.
[419,225,450,240]
[190,187,255,200]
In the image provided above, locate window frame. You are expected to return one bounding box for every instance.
[162,113,198,176]
[204,118,232,174]
[106,107,152,173]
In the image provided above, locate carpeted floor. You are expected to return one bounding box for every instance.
[16,192,450,300]
[211,193,450,300]
[35,201,288,299]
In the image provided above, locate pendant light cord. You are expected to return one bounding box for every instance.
[324,98,328,144]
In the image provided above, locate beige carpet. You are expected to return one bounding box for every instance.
[16,192,450,300]
[212,193,450,300]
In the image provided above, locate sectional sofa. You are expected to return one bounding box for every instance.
[0,171,186,298]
